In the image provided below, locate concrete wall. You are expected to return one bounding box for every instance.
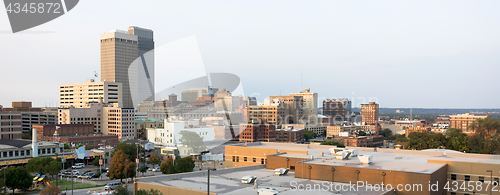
[135,182,217,195]
[224,145,308,168]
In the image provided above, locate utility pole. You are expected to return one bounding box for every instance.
[56,152,58,187]
[207,169,210,195]
[71,170,74,195]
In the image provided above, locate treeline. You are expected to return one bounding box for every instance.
[398,118,500,154]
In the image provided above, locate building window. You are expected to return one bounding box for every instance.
[52,148,56,153]
[9,151,13,157]
[465,175,470,181]
[253,158,256,163]
[261,158,264,164]
[494,178,499,186]
[236,156,239,162]
[450,192,456,195]
[15,151,18,157]
[244,157,247,162]
[2,152,6,158]
[232,156,235,162]
[27,150,30,156]
[479,176,484,183]
[20,151,24,156]
[451,174,456,180]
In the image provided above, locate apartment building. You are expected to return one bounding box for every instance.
[405,123,431,138]
[59,79,122,108]
[275,128,304,143]
[33,124,119,148]
[3,102,57,133]
[361,101,379,125]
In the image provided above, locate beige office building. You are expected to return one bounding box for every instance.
[247,99,288,124]
[58,102,135,139]
[361,102,379,125]
[290,88,318,124]
[100,30,139,108]
[449,113,488,134]
[59,79,122,108]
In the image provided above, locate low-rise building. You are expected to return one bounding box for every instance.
[275,128,304,143]
[147,122,215,146]
[239,123,276,143]
[449,113,488,134]
[405,123,431,138]
[33,124,119,148]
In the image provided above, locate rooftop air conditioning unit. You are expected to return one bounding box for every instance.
[336,151,351,160]
[346,149,359,157]
[358,155,373,164]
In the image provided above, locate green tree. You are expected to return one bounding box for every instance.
[112,185,132,195]
[394,135,409,142]
[382,128,393,138]
[136,189,162,195]
[138,166,147,176]
[178,131,204,154]
[467,118,500,154]
[160,158,174,174]
[114,142,139,162]
[63,144,70,149]
[407,132,446,150]
[147,151,161,167]
[174,157,195,173]
[26,157,62,180]
[107,150,136,183]
[469,118,500,138]
[303,131,316,141]
[358,131,367,136]
[445,128,470,152]
[320,141,345,147]
[5,166,32,193]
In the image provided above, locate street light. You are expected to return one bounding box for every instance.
[487,170,493,195]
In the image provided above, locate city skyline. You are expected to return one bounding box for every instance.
[1,0,500,108]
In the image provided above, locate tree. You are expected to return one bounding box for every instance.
[107,150,136,183]
[114,142,138,162]
[407,132,446,150]
[394,135,409,142]
[112,185,132,195]
[26,157,62,180]
[136,189,163,195]
[303,131,316,141]
[358,131,367,136]
[92,156,108,167]
[178,131,204,154]
[469,118,500,139]
[160,158,174,174]
[64,143,70,149]
[138,166,147,176]
[40,184,61,195]
[320,141,345,147]
[467,118,500,154]
[174,157,195,173]
[5,166,32,193]
[382,128,393,138]
[147,151,161,167]
[445,128,469,152]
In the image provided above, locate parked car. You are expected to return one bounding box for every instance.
[99,169,108,173]
[104,182,122,191]
[64,170,79,177]
[150,167,160,172]
[72,163,85,169]
[59,170,71,176]
[78,172,98,179]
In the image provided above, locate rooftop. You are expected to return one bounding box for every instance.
[138,167,385,195]
[240,142,500,174]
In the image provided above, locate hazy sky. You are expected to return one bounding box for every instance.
[1,0,499,108]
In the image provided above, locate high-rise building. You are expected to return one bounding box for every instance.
[449,113,488,134]
[0,112,22,139]
[101,27,154,109]
[247,99,288,124]
[361,102,379,125]
[128,26,155,104]
[59,79,123,108]
[269,95,304,124]
[323,99,352,120]
[290,88,318,124]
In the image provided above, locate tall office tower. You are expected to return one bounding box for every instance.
[100,30,138,108]
[361,102,379,125]
[323,99,352,119]
[290,88,318,124]
[269,95,304,124]
[128,26,155,104]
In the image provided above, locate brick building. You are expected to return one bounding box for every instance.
[0,112,22,139]
[239,123,276,143]
[33,124,119,148]
[405,123,431,138]
[361,102,379,125]
[449,113,488,134]
[275,128,304,143]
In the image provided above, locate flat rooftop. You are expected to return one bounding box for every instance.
[142,169,386,195]
[240,142,500,173]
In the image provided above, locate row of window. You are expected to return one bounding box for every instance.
[231,155,266,164]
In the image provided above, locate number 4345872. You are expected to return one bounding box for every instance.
[5,3,61,14]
